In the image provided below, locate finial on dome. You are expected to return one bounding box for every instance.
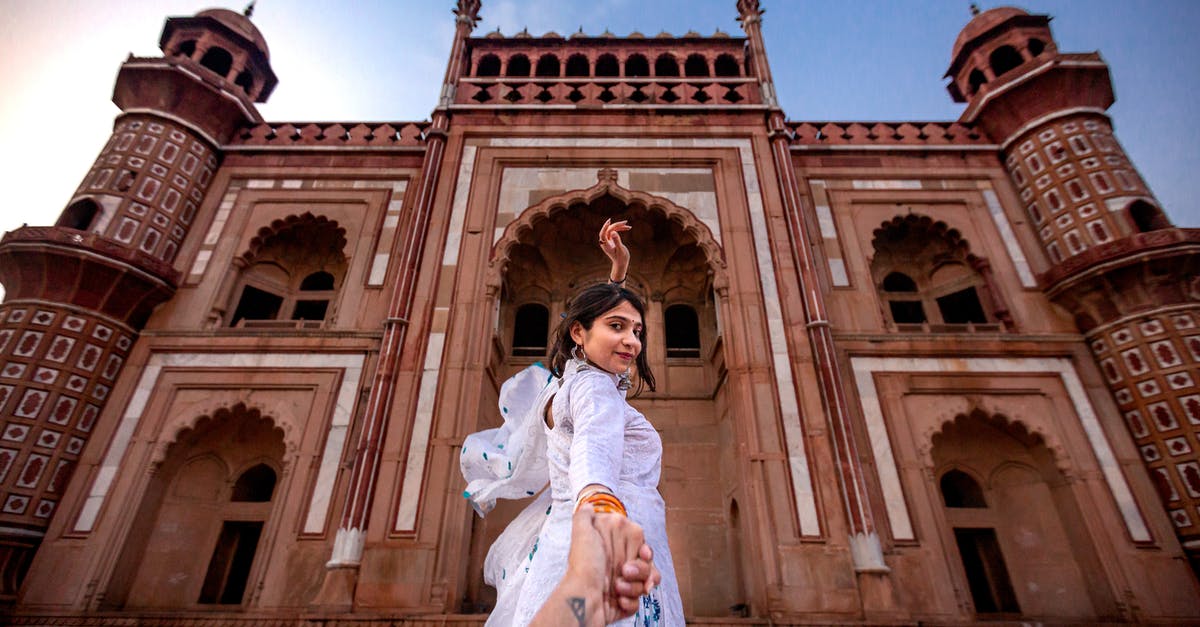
[244,0,255,17]
[970,3,981,16]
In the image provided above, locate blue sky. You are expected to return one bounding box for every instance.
[1,0,1197,243]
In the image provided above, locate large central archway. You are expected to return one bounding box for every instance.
[463,171,745,617]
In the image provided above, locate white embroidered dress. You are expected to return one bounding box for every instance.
[461,360,683,626]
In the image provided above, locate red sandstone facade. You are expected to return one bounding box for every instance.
[1,3,1197,625]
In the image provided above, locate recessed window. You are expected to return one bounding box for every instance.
[535,54,560,78]
[684,54,709,77]
[228,215,348,328]
[199,46,234,78]
[655,54,679,77]
[231,464,276,502]
[234,70,254,95]
[507,54,531,77]
[1027,38,1045,57]
[1128,200,1169,232]
[565,54,589,77]
[967,68,987,95]
[476,54,501,77]
[176,40,197,59]
[940,469,987,508]
[665,304,701,358]
[625,54,650,77]
[512,303,549,357]
[198,521,263,605]
[595,54,619,77]
[954,528,1021,614]
[57,198,100,231]
[871,215,1000,330]
[230,285,284,325]
[882,272,926,324]
[988,45,1023,78]
[936,287,987,324]
[714,54,739,77]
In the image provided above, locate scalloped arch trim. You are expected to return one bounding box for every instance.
[489,168,725,286]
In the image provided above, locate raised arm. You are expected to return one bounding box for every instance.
[599,219,631,284]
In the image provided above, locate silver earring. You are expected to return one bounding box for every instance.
[571,344,586,362]
[617,369,632,391]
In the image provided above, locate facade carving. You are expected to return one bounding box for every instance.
[0,2,1197,625]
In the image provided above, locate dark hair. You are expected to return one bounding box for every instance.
[548,282,656,393]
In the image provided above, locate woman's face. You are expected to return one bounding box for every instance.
[570,300,643,375]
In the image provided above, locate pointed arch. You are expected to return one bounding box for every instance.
[487,169,725,289]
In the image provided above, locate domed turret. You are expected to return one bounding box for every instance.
[0,7,280,595]
[947,5,1200,578]
[157,7,278,103]
[945,6,1056,103]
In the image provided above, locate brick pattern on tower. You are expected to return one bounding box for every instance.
[71,115,217,264]
[1004,113,1151,264]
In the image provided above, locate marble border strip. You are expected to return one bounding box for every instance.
[395,136,821,536]
[74,352,365,534]
[981,185,1037,288]
[849,355,1150,542]
[808,179,849,287]
[187,177,407,285]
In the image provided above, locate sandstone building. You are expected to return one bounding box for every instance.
[1,2,1198,624]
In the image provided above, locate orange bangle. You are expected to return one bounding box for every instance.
[581,492,627,517]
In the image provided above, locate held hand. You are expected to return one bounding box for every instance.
[564,505,658,624]
[598,219,631,283]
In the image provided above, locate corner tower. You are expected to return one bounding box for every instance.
[0,7,275,599]
[950,6,1200,573]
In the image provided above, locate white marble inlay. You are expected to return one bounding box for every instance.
[419,137,818,536]
[828,258,849,287]
[368,254,390,285]
[442,145,478,265]
[245,179,274,189]
[849,355,1150,542]
[73,352,365,534]
[851,180,922,190]
[982,188,1037,288]
[815,203,837,239]
[281,179,303,189]
[394,330,446,531]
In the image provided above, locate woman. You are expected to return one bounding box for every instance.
[461,220,683,626]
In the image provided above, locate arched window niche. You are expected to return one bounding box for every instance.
[664,304,701,358]
[506,54,531,77]
[511,303,550,357]
[625,54,650,77]
[476,53,501,77]
[871,214,1003,332]
[940,469,987,508]
[199,46,234,78]
[57,198,101,231]
[988,45,1024,78]
[227,213,348,328]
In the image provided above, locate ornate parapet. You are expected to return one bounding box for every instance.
[227,121,431,149]
[787,120,992,147]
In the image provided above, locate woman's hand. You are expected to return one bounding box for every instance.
[598,219,631,284]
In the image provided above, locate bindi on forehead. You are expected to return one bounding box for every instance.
[605,314,643,328]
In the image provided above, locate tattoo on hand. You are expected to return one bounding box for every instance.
[568,596,586,626]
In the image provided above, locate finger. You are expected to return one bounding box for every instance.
[616,594,640,616]
[638,543,653,562]
[621,557,650,581]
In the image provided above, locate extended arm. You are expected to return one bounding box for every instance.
[599,219,631,284]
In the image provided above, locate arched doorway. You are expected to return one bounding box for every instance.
[102,403,286,609]
[464,176,744,617]
[930,410,1112,620]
